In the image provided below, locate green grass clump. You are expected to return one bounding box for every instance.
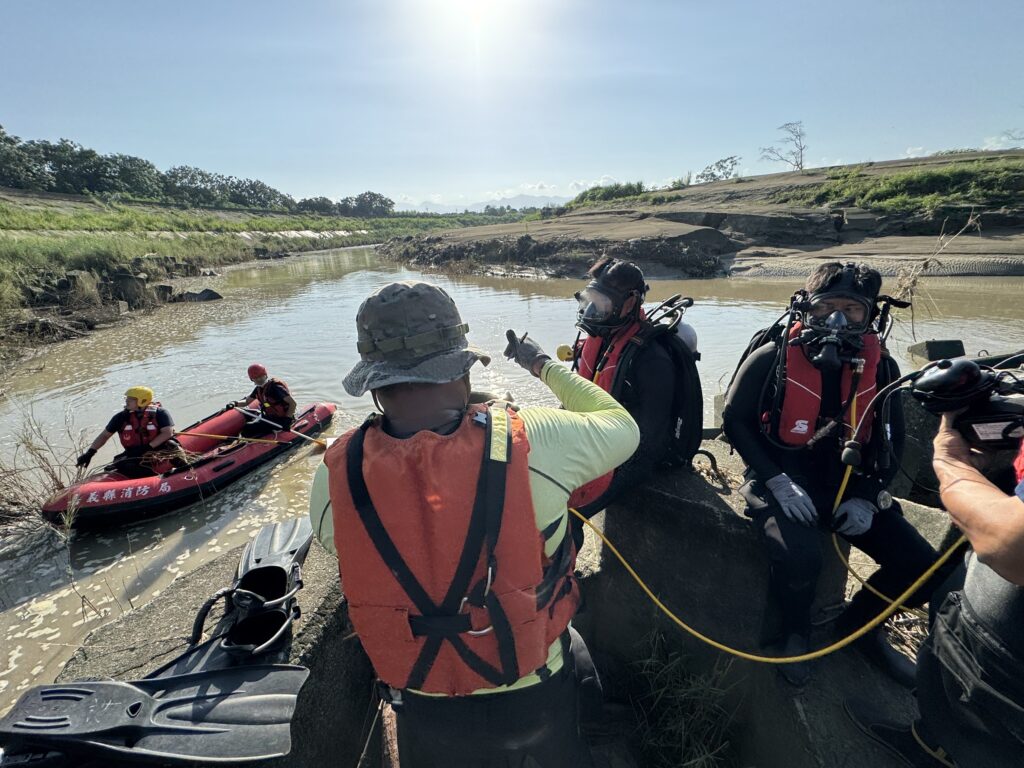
[568,181,647,208]
[777,159,1024,213]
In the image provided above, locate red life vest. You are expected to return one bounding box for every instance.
[568,319,644,509]
[774,325,881,447]
[255,378,291,419]
[118,403,163,449]
[1014,441,1024,484]
[325,404,580,696]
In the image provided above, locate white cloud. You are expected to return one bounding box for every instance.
[903,146,926,158]
[983,134,1021,150]
[569,174,619,192]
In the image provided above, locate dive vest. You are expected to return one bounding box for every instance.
[118,403,163,449]
[1015,441,1024,485]
[773,325,881,447]
[568,321,644,508]
[325,404,581,696]
[255,378,291,419]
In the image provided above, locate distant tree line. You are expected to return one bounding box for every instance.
[0,125,394,216]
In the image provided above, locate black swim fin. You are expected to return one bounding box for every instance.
[187,516,313,658]
[0,664,309,765]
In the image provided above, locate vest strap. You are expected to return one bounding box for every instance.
[345,410,517,690]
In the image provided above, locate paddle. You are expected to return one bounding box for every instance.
[177,431,280,445]
[233,407,328,449]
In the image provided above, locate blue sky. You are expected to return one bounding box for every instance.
[2,0,1022,206]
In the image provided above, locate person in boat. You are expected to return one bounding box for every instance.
[565,257,678,530]
[76,386,179,479]
[846,418,1024,767]
[308,280,639,768]
[722,262,939,686]
[226,363,297,438]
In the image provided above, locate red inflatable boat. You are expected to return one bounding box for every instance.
[42,402,336,528]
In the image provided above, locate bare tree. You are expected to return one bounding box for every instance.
[760,121,808,171]
[1004,129,1024,145]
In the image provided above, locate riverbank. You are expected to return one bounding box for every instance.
[379,151,1024,280]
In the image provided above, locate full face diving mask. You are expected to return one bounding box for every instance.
[575,283,631,336]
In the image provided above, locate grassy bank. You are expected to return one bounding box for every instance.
[0,191,525,320]
[773,158,1024,213]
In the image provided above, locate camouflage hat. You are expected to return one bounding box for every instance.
[343,281,491,397]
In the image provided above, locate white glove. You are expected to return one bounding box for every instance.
[833,497,877,537]
[765,473,818,526]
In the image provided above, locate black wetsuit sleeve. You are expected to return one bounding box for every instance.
[104,411,127,433]
[722,344,782,481]
[265,382,290,402]
[576,342,675,516]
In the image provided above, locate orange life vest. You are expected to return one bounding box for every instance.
[1014,441,1024,485]
[774,325,881,447]
[118,403,163,449]
[568,319,645,509]
[325,404,580,696]
[255,378,291,419]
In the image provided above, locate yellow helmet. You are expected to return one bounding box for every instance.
[124,386,154,408]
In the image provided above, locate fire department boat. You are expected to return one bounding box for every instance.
[42,402,336,528]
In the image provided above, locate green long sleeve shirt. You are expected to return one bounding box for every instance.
[308,360,639,693]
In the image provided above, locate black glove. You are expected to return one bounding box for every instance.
[504,330,550,377]
[123,446,146,458]
[76,448,96,468]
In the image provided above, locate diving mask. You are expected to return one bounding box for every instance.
[575,286,616,325]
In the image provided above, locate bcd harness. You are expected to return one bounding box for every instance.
[330,405,580,696]
[118,403,163,449]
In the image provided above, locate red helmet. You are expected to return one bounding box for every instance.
[247,363,268,381]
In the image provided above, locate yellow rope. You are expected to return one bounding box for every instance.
[911,722,955,768]
[830,392,928,619]
[570,506,965,664]
[177,431,280,445]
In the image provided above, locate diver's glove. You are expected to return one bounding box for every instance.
[833,497,877,537]
[765,473,817,526]
[504,330,551,377]
[76,448,96,468]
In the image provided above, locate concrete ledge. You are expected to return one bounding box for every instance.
[574,440,942,768]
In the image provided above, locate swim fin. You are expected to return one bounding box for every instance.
[0,664,309,765]
[187,516,313,658]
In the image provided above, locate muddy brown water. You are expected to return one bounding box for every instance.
[1,246,1021,714]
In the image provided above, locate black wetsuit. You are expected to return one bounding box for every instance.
[574,333,675,518]
[722,343,939,640]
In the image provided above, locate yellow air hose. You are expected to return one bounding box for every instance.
[567,384,968,663]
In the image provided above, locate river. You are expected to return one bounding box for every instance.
[1,246,1021,713]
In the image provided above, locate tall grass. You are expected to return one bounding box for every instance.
[776,159,1024,213]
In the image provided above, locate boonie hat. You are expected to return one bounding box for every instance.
[343,281,490,397]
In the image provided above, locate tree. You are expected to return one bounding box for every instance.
[108,154,164,199]
[695,157,740,184]
[760,121,807,171]
[0,125,52,189]
[351,191,394,217]
[297,196,339,215]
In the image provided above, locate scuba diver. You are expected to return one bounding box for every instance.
[566,257,702,532]
[76,386,179,479]
[308,281,639,768]
[722,262,939,687]
[226,363,297,438]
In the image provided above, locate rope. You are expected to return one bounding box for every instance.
[830,392,928,619]
[570,506,966,664]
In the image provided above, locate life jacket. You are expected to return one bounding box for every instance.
[773,324,880,447]
[325,404,580,696]
[568,320,645,508]
[118,403,163,449]
[255,378,290,419]
[1014,441,1024,484]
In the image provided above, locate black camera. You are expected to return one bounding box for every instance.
[910,358,1024,449]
